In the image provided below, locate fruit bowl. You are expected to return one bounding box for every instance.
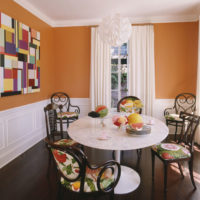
[112,115,128,128]
[95,105,108,118]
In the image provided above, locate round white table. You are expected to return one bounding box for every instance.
[68,115,169,194]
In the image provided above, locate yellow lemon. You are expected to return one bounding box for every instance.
[128,113,143,125]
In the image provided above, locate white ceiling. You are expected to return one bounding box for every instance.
[14,0,200,27]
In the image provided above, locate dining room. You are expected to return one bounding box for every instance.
[0,0,200,200]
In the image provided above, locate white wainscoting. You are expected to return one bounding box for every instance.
[0,98,90,169]
[153,99,175,121]
[0,97,174,168]
[153,98,178,134]
[71,98,91,118]
[0,100,48,168]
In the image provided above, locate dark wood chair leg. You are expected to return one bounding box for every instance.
[137,149,142,160]
[164,163,168,193]
[178,162,184,178]
[174,122,178,141]
[112,150,115,160]
[121,150,124,157]
[151,150,155,183]
[188,159,196,189]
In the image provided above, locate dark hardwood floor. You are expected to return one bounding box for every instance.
[0,138,200,200]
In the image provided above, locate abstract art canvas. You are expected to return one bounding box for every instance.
[0,12,40,97]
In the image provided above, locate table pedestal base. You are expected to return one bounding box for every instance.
[114,165,140,194]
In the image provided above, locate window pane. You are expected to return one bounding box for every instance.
[121,73,128,91]
[111,91,118,108]
[110,43,128,108]
[121,58,127,65]
[121,65,128,73]
[121,90,128,99]
[111,65,118,72]
[111,47,118,56]
[111,73,118,89]
[120,43,127,55]
[111,58,118,65]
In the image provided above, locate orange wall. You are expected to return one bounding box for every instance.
[154,22,198,99]
[53,23,198,99]
[0,0,55,111]
[53,27,91,98]
[0,1,198,111]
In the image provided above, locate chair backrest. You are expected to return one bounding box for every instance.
[44,103,64,140]
[51,145,86,191]
[50,144,121,194]
[178,112,200,151]
[174,93,196,114]
[117,96,142,114]
[51,92,71,112]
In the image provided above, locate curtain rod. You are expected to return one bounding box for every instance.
[89,23,153,27]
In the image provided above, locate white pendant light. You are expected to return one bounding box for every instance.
[98,13,132,47]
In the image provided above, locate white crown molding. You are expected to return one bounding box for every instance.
[130,15,199,24]
[51,18,101,27]
[13,0,55,26]
[14,0,199,27]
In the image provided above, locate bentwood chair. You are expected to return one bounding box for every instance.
[151,112,200,192]
[48,143,121,200]
[116,96,143,159]
[51,92,80,128]
[44,104,80,176]
[44,103,78,145]
[164,93,196,141]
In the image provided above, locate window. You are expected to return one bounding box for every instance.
[111,43,129,108]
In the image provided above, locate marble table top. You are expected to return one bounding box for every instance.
[68,115,169,151]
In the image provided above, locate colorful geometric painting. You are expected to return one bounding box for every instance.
[0,12,40,97]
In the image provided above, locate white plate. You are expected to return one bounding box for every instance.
[161,143,180,151]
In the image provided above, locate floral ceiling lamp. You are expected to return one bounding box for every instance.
[98,13,132,47]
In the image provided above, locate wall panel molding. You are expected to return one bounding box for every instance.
[71,98,90,118]
[0,120,5,150]
[0,98,90,168]
[154,98,177,135]
[0,99,49,168]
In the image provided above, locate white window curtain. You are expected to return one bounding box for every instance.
[195,17,200,144]
[129,25,155,116]
[90,27,111,110]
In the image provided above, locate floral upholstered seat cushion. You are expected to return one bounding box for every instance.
[119,99,143,113]
[165,114,182,122]
[152,143,191,160]
[54,139,77,146]
[57,112,78,119]
[52,149,114,193]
